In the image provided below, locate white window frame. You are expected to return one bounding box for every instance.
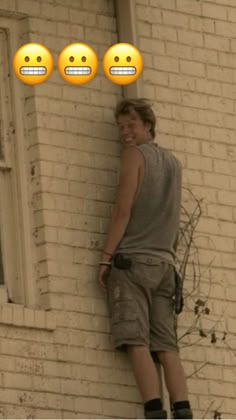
[0,17,36,307]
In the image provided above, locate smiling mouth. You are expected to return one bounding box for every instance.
[20,66,47,75]
[110,66,136,75]
[65,66,91,75]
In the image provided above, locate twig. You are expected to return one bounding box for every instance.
[187,361,208,379]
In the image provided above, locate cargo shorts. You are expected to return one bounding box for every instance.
[106,254,178,353]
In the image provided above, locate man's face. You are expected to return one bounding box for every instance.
[117,110,151,147]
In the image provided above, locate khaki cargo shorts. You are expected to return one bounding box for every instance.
[106,254,178,353]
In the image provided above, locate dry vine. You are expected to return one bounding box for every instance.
[174,187,234,419]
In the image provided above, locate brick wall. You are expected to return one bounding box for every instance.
[0,0,235,418]
[138,0,236,418]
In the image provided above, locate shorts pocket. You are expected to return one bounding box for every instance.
[111,301,140,340]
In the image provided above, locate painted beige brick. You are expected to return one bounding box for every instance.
[162,10,189,28]
[152,25,177,41]
[153,55,179,73]
[13,305,24,326]
[3,372,32,390]
[183,169,203,186]
[61,379,89,396]
[4,406,33,419]
[166,42,192,60]
[216,20,236,37]
[176,0,201,15]
[29,18,57,35]
[137,5,162,23]
[82,0,115,14]
[189,16,215,33]
[178,30,203,47]
[16,0,40,15]
[204,173,230,190]
[192,47,218,65]
[195,79,221,96]
[224,114,236,130]
[180,60,205,77]
[202,3,227,20]
[44,392,75,411]
[0,305,13,324]
[219,52,236,69]
[33,408,62,419]
[156,86,182,104]
[217,191,236,206]
[150,0,175,10]
[211,127,235,145]
[222,82,236,99]
[0,0,16,11]
[169,73,195,91]
[187,155,213,172]
[209,381,236,398]
[75,397,102,414]
[173,105,198,123]
[231,39,236,53]
[137,21,152,37]
[140,37,165,55]
[155,103,172,119]
[198,109,224,127]
[208,204,233,221]
[207,64,234,83]
[102,400,136,418]
[223,368,236,383]
[182,91,209,109]
[205,34,230,51]
[56,22,84,38]
[159,119,184,136]
[15,357,44,376]
[201,142,229,160]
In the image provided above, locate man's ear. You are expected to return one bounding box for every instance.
[145,122,151,133]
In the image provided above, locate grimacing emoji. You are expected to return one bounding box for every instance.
[13,43,54,85]
[102,43,143,85]
[58,43,98,85]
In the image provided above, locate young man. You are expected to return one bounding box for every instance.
[97,98,193,419]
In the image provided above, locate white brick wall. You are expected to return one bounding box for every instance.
[0,0,235,418]
[140,1,236,418]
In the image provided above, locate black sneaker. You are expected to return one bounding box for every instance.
[145,409,168,419]
[173,407,193,419]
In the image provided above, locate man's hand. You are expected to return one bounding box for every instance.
[97,264,111,290]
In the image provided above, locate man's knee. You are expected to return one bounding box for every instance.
[157,350,177,362]
[127,344,148,355]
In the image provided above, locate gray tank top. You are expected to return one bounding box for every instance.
[116,142,182,266]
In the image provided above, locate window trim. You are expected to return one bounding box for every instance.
[0,16,36,307]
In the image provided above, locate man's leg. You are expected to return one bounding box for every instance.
[157,351,193,419]
[127,345,167,419]
[127,345,161,401]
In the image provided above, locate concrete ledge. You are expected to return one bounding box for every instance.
[0,304,56,331]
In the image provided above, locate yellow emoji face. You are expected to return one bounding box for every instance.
[103,43,143,85]
[13,43,53,85]
[58,43,98,85]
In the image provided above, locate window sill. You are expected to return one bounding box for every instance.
[0,303,56,331]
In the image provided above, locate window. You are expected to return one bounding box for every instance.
[0,21,36,307]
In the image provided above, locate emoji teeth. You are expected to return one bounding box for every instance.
[110,66,136,75]
[65,66,91,75]
[20,66,47,75]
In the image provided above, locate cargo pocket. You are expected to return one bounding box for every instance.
[111,301,140,341]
